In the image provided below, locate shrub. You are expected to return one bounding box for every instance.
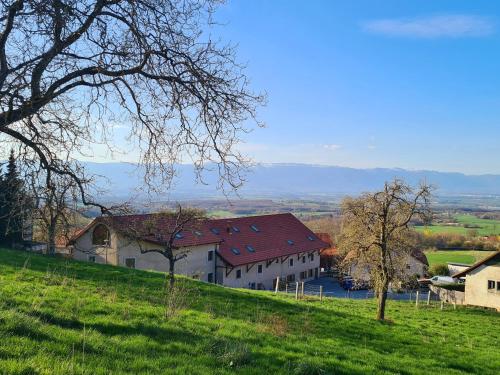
[429,263,449,277]
[208,338,252,367]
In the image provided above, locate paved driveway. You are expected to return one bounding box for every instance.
[305,276,422,301]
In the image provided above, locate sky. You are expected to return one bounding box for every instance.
[202,0,500,175]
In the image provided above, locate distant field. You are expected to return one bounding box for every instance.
[416,214,500,236]
[424,250,496,266]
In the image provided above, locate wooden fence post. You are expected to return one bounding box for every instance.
[427,290,431,306]
[301,282,305,298]
[274,277,280,294]
[415,290,419,308]
[285,283,288,294]
[320,285,323,301]
[440,300,444,310]
[295,282,299,300]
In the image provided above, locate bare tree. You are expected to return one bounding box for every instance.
[125,205,206,289]
[30,172,80,255]
[0,0,264,211]
[338,179,432,321]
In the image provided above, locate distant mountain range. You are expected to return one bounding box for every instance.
[82,162,500,200]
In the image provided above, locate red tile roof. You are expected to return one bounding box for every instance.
[315,233,338,256]
[71,214,221,248]
[209,213,329,267]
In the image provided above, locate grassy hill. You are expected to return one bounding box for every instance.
[0,248,499,374]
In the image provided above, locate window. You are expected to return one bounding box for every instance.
[302,256,306,263]
[92,224,110,246]
[497,282,500,292]
[406,264,411,270]
[300,271,307,280]
[232,226,240,233]
[287,239,294,245]
[246,245,255,253]
[194,230,203,236]
[250,224,260,232]
[231,247,241,255]
[308,269,313,278]
[175,232,184,239]
[310,254,314,262]
[289,258,294,267]
[258,264,263,273]
[125,258,135,269]
[286,274,295,282]
[488,280,495,290]
[88,255,96,263]
[208,250,213,261]
[307,235,315,241]
[207,273,213,283]
[236,269,242,279]
[210,228,220,235]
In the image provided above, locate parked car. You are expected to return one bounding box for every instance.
[422,276,456,286]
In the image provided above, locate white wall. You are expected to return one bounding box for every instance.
[464,263,500,311]
[219,250,321,290]
[72,223,217,282]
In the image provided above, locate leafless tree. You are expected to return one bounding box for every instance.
[125,205,206,289]
[29,171,80,255]
[0,0,264,212]
[338,179,432,321]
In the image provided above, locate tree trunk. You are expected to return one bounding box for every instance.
[376,281,389,321]
[168,258,175,289]
[47,219,56,256]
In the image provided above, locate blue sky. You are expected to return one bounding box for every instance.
[207,0,500,174]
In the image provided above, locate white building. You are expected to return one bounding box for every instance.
[453,251,500,311]
[70,213,328,290]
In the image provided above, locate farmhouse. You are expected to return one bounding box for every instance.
[71,213,328,290]
[453,251,500,311]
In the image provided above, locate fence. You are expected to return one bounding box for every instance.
[273,276,460,309]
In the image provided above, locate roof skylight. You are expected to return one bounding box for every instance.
[246,245,255,253]
[307,235,315,241]
[210,228,220,235]
[250,224,260,232]
[231,247,241,255]
[287,240,294,245]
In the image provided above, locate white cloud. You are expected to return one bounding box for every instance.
[362,15,495,38]
[323,144,342,151]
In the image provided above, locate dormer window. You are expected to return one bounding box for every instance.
[231,247,241,255]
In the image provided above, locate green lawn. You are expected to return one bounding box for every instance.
[1,248,499,374]
[424,250,496,266]
[415,214,500,236]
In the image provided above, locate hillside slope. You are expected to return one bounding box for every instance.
[0,248,499,374]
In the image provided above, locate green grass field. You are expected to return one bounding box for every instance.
[415,214,500,236]
[424,250,496,266]
[1,248,499,374]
